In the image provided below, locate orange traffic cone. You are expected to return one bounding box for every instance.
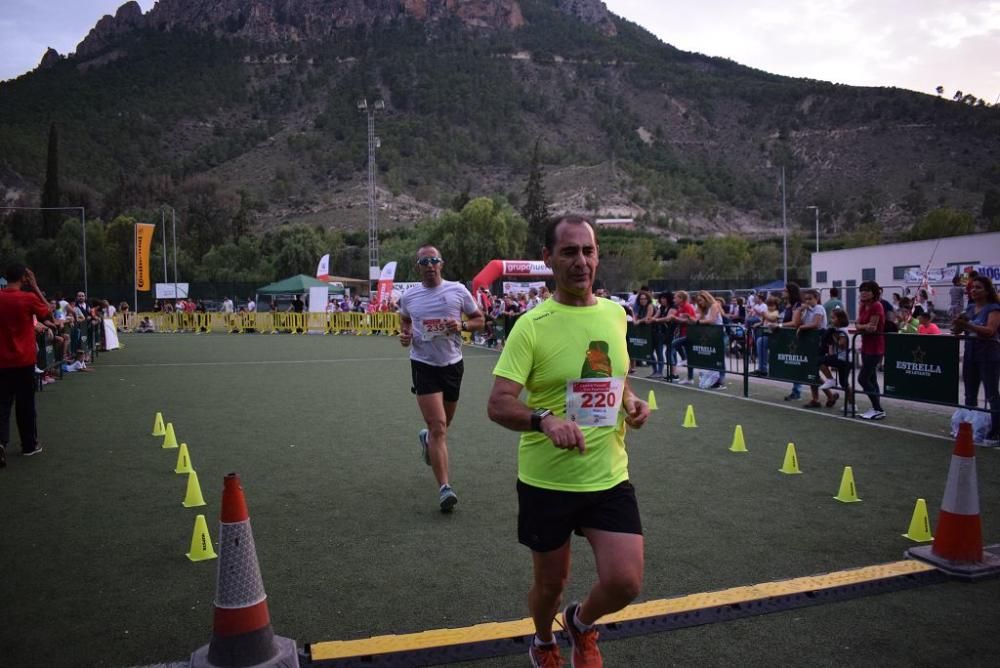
[907,422,1000,579]
[189,473,299,667]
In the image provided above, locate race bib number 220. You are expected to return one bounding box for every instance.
[565,377,625,427]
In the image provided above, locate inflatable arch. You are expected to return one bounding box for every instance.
[471,260,553,295]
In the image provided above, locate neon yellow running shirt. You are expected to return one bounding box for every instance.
[493,297,630,492]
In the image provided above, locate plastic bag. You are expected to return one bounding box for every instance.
[698,370,721,389]
[951,408,993,442]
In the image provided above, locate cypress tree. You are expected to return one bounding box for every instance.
[521,140,549,254]
[41,122,60,236]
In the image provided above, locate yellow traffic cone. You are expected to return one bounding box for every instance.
[647,389,658,411]
[902,498,933,542]
[152,412,165,437]
[161,423,178,449]
[778,443,802,474]
[186,514,217,562]
[174,443,193,475]
[182,470,207,508]
[834,466,861,503]
[682,404,697,428]
[729,425,747,453]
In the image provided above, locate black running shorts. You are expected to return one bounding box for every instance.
[517,480,643,553]
[410,359,464,402]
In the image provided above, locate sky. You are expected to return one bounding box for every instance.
[1,0,998,102]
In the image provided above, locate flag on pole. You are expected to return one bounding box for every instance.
[135,223,156,291]
[375,261,397,310]
[316,254,330,282]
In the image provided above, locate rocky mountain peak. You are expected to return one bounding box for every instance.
[37,47,63,71]
[556,0,616,36]
[75,1,146,59]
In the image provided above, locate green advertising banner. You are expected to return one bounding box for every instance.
[768,328,822,384]
[627,323,653,360]
[883,333,959,405]
[685,324,726,371]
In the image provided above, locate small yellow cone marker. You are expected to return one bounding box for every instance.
[161,422,178,449]
[182,470,206,508]
[186,514,217,562]
[834,466,861,503]
[902,498,933,542]
[729,425,747,453]
[682,404,697,428]
[174,443,193,475]
[647,390,658,411]
[778,443,801,474]
[152,412,165,437]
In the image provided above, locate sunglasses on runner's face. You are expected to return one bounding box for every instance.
[417,257,443,266]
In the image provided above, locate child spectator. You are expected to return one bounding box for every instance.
[818,309,853,409]
[916,308,941,334]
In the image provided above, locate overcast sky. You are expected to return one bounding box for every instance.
[1,0,998,102]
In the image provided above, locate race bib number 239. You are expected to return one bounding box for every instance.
[565,377,625,427]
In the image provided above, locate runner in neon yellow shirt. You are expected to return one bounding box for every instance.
[488,215,650,668]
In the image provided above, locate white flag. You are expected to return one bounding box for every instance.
[316,254,330,281]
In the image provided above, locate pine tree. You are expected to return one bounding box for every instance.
[41,122,60,236]
[521,140,549,254]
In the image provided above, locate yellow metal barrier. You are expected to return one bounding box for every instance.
[119,312,402,336]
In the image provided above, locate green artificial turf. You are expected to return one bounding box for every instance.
[1,333,997,667]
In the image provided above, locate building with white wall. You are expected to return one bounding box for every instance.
[810,232,1000,317]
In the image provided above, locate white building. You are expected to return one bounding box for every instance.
[810,232,1000,317]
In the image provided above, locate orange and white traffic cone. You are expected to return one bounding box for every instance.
[190,473,299,667]
[908,422,1000,580]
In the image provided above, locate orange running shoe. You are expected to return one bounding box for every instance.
[528,640,565,667]
[563,603,602,667]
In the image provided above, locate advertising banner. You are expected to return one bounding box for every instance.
[375,261,397,309]
[135,223,156,291]
[626,323,653,361]
[685,324,726,371]
[316,254,330,282]
[883,333,959,405]
[155,283,190,299]
[501,260,552,276]
[502,281,546,297]
[767,328,822,384]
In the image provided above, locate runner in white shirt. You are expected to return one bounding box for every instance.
[399,245,485,512]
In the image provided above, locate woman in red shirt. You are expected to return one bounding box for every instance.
[855,280,886,420]
[0,265,51,464]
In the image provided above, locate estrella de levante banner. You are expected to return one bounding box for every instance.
[135,223,156,291]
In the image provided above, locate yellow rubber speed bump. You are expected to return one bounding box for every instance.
[729,425,747,453]
[834,466,861,503]
[682,404,697,428]
[182,470,206,508]
[779,443,801,474]
[152,412,165,437]
[186,514,217,562]
[902,498,933,542]
[647,390,658,411]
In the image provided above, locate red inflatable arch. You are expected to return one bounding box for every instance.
[471,260,552,295]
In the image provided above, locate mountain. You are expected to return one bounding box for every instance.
[1,0,998,243]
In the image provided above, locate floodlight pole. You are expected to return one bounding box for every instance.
[806,205,819,253]
[359,98,384,295]
[781,167,787,286]
[0,205,87,294]
[161,204,179,301]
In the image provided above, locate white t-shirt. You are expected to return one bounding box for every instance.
[399,281,478,366]
[247,300,256,312]
[802,304,828,329]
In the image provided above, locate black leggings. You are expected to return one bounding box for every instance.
[0,366,38,449]
[858,353,883,411]
[963,357,1000,440]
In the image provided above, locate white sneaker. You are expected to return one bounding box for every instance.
[858,410,878,420]
[819,378,838,391]
[978,438,999,448]
[677,379,693,385]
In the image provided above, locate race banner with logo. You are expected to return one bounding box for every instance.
[502,281,546,297]
[767,328,822,384]
[685,324,726,371]
[134,223,156,291]
[501,260,552,277]
[883,334,959,405]
[375,261,397,309]
[626,323,653,361]
[316,254,330,282]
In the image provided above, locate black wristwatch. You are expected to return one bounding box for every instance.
[531,408,553,432]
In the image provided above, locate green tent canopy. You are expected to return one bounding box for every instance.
[256,274,345,295]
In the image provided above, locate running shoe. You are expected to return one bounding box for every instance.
[980,438,999,448]
[870,410,886,420]
[439,484,458,513]
[418,428,430,466]
[529,641,565,668]
[858,410,886,420]
[818,378,838,391]
[677,379,693,385]
[22,444,43,457]
[563,603,601,668]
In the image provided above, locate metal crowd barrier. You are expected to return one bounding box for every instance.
[117,312,401,336]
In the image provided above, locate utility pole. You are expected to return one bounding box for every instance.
[359,98,384,295]
[807,205,819,253]
[781,167,787,285]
